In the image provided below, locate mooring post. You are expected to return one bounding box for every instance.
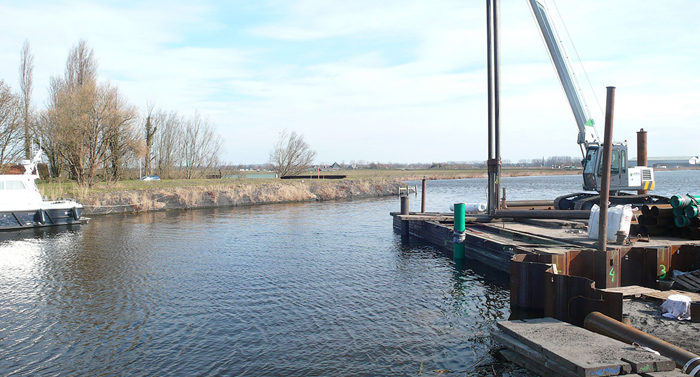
[400,188,410,238]
[453,203,466,261]
[637,128,648,195]
[421,177,427,213]
[400,191,409,216]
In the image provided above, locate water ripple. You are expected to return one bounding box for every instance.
[13,172,690,374]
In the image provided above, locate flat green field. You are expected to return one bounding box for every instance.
[338,167,575,180]
[37,168,576,199]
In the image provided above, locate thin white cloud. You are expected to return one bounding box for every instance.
[0,0,698,165]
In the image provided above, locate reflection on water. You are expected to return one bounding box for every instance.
[0,194,516,376]
[15,171,700,375]
[4,170,694,375]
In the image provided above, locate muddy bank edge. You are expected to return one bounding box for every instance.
[82,179,404,216]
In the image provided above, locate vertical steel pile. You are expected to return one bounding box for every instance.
[486,0,502,216]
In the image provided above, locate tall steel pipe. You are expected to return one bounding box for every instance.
[637,128,648,194]
[486,0,502,216]
[504,200,555,207]
[493,209,590,219]
[597,87,616,252]
[584,311,700,376]
[421,177,427,213]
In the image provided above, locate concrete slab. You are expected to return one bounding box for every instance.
[639,371,688,377]
[495,331,579,377]
[500,348,577,377]
[601,285,662,298]
[498,318,675,376]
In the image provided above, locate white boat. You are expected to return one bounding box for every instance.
[0,151,86,230]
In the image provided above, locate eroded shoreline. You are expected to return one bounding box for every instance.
[81,179,404,215]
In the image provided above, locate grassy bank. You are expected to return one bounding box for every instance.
[43,178,403,215]
[36,168,577,215]
[38,167,577,199]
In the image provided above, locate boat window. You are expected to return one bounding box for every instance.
[5,180,26,190]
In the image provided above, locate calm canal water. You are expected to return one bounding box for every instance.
[0,170,697,376]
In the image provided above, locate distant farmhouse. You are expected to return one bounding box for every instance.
[319,162,343,171]
[630,156,699,168]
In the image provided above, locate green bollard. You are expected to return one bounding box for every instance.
[453,203,466,260]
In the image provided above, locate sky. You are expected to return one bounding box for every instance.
[0,0,698,165]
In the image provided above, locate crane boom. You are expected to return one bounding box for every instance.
[525,0,656,199]
[528,0,600,150]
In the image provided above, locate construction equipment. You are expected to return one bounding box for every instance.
[528,0,667,210]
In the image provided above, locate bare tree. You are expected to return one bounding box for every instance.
[41,40,138,187]
[64,39,97,89]
[19,40,34,159]
[148,109,222,179]
[0,81,22,168]
[40,40,98,182]
[152,109,183,179]
[181,111,222,179]
[103,84,139,182]
[144,102,157,176]
[38,77,67,178]
[269,130,316,177]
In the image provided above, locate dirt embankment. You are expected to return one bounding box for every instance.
[81,179,403,215]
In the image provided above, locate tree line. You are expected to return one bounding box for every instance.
[0,40,222,186]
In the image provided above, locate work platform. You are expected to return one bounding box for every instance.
[391,211,700,325]
[392,209,700,376]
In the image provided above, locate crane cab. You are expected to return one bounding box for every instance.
[582,144,655,193]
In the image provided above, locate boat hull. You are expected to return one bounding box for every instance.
[0,205,86,231]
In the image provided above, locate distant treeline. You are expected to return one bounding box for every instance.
[231,155,583,172]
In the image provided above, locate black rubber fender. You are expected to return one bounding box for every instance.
[36,210,46,224]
